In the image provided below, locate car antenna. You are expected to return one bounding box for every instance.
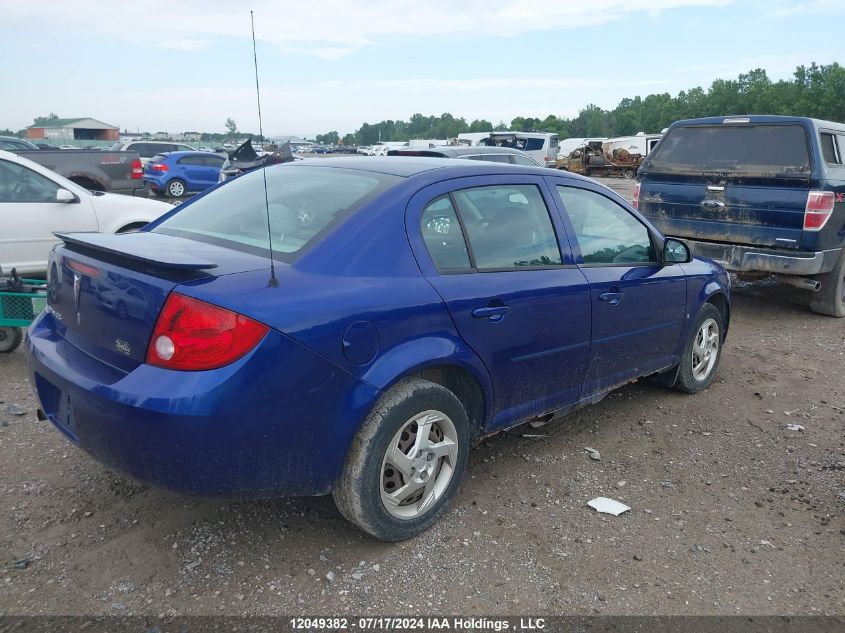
[251,9,278,287]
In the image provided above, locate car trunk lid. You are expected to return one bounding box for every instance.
[48,231,271,371]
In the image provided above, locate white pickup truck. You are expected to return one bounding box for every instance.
[0,150,172,276]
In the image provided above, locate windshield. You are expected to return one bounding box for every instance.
[153,165,400,261]
[644,124,811,175]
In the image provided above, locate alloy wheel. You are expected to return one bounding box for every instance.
[380,409,459,520]
[691,317,719,381]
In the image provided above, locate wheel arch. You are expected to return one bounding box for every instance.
[360,337,493,441]
[705,291,730,341]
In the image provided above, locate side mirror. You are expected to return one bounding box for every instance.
[663,238,692,264]
[56,189,76,203]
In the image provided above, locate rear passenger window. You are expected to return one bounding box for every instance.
[421,196,471,271]
[511,155,536,167]
[556,186,655,265]
[481,154,512,163]
[453,185,562,269]
[820,133,839,164]
[178,156,205,166]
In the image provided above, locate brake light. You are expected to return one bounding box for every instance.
[67,260,100,277]
[151,163,169,172]
[146,293,269,371]
[632,183,641,209]
[131,158,143,179]
[803,191,835,231]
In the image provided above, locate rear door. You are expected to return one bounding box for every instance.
[0,157,97,273]
[638,122,812,249]
[406,175,591,428]
[202,154,225,187]
[551,180,687,395]
[176,155,207,190]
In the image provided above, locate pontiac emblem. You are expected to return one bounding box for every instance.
[73,273,82,325]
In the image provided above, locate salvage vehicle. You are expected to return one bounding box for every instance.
[143,151,225,198]
[387,145,540,166]
[10,144,149,197]
[559,140,643,179]
[0,150,171,275]
[26,157,730,541]
[636,115,845,317]
[460,132,560,169]
[218,139,296,183]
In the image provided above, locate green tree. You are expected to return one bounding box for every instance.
[224,118,238,136]
[32,113,60,126]
[316,131,340,144]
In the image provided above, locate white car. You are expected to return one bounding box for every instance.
[0,150,172,276]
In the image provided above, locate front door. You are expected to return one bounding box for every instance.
[0,158,97,273]
[407,176,591,429]
[551,181,687,395]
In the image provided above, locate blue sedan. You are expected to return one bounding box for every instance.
[143,150,225,198]
[26,158,730,540]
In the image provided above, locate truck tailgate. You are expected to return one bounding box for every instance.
[641,177,810,248]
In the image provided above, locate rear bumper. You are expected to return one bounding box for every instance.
[25,311,380,497]
[684,240,841,276]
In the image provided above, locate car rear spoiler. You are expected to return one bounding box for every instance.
[54,232,219,270]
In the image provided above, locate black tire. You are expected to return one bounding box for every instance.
[674,303,723,394]
[333,378,470,541]
[0,327,22,353]
[165,179,187,198]
[809,248,845,317]
[623,169,635,179]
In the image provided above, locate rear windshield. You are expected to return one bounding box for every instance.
[644,124,811,175]
[153,165,399,261]
[149,154,168,164]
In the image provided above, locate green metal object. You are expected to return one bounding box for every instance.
[0,279,47,328]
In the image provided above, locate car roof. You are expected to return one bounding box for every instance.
[669,114,845,131]
[284,156,581,180]
[391,146,529,158]
[160,150,215,158]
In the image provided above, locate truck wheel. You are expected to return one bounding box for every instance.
[674,304,723,394]
[809,248,845,317]
[623,169,635,179]
[0,327,22,353]
[332,378,470,541]
[166,179,187,198]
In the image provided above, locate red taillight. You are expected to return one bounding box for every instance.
[804,191,835,231]
[131,158,143,179]
[67,260,100,277]
[151,163,169,172]
[632,183,641,209]
[145,293,269,371]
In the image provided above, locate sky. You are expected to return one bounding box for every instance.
[1,0,842,138]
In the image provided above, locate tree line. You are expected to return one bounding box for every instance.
[318,62,845,145]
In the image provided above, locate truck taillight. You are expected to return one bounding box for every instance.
[803,191,834,231]
[131,159,143,179]
[145,293,269,371]
[632,183,641,209]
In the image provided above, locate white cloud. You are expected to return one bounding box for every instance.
[4,0,734,57]
[771,0,845,17]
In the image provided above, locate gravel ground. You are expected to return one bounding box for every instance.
[0,176,842,617]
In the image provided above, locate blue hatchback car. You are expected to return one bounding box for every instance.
[26,158,730,540]
[143,151,226,198]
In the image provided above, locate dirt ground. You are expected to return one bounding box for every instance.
[0,177,842,617]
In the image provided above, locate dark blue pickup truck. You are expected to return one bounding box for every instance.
[635,115,845,316]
